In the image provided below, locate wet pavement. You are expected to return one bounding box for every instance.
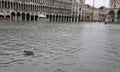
[0,21,120,72]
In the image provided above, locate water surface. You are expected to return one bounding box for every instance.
[0,21,120,72]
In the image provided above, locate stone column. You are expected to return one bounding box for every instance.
[114,9,118,23]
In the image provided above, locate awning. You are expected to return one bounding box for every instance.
[38,14,46,18]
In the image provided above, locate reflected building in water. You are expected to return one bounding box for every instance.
[0,0,85,22]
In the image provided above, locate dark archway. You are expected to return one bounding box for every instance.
[69,16,72,22]
[15,2,18,10]
[67,16,69,22]
[78,14,81,22]
[86,16,90,22]
[46,14,49,19]
[72,16,74,22]
[5,1,7,8]
[10,2,13,9]
[58,15,61,22]
[8,1,10,8]
[117,10,120,22]
[62,15,64,22]
[17,12,21,21]
[0,15,4,18]
[64,16,66,22]
[31,15,34,21]
[26,13,30,21]
[11,12,15,20]
[49,14,52,22]
[56,15,58,22]
[46,14,49,21]
[22,13,25,21]
[2,1,4,8]
[13,2,15,9]
[75,17,77,22]
[0,1,1,8]
[6,15,10,20]
[35,15,38,21]
[53,15,55,22]
[109,10,115,22]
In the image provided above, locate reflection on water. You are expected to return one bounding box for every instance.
[0,21,120,72]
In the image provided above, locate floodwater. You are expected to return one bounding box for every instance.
[0,21,120,72]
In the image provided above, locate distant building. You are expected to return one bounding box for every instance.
[71,0,85,22]
[83,4,106,22]
[79,0,85,21]
[99,6,106,22]
[0,0,74,22]
[106,0,120,23]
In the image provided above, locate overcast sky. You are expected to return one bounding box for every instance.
[85,0,109,8]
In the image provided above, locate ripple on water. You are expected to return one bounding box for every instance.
[0,22,120,72]
[54,68,66,72]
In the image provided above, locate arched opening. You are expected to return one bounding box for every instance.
[68,16,70,22]
[62,15,64,22]
[78,14,81,22]
[0,1,1,8]
[86,16,90,22]
[5,1,7,8]
[0,15,4,19]
[58,15,61,22]
[6,15,10,20]
[11,12,16,20]
[56,15,58,22]
[23,4,25,10]
[11,2,13,9]
[69,16,72,22]
[35,15,38,21]
[53,15,55,22]
[22,13,25,21]
[117,10,120,22]
[72,16,74,22]
[18,3,21,10]
[2,1,4,8]
[49,14,52,22]
[17,12,21,21]
[46,14,49,19]
[8,1,10,8]
[64,16,66,22]
[109,10,115,22]
[21,3,24,10]
[66,16,69,22]
[75,17,77,22]
[13,2,15,9]
[15,2,18,10]
[31,15,34,21]
[26,13,30,21]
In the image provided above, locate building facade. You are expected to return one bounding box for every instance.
[106,0,120,23]
[72,0,80,22]
[0,0,75,22]
[83,4,106,22]
[79,0,85,21]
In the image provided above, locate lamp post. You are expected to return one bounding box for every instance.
[92,0,95,22]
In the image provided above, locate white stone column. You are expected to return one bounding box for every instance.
[114,9,118,23]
